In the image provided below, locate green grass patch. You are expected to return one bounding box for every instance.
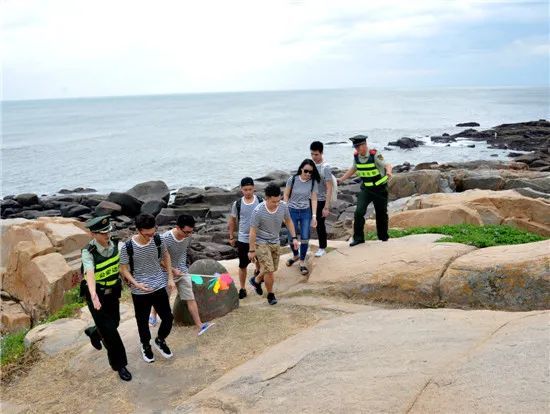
[43,286,86,323]
[0,330,28,366]
[365,224,546,248]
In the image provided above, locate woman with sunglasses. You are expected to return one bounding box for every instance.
[283,158,320,275]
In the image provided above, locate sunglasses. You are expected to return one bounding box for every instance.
[302,169,313,174]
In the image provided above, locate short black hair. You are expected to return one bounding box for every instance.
[135,213,156,230]
[177,214,195,228]
[310,141,324,153]
[265,183,281,198]
[240,177,254,187]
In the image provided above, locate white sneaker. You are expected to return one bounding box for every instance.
[315,248,326,257]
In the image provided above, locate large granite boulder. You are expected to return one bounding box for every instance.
[388,170,453,201]
[440,240,550,310]
[141,200,167,216]
[310,234,476,306]
[1,300,31,333]
[403,190,550,236]
[388,205,483,229]
[14,193,39,207]
[173,259,238,326]
[126,180,170,204]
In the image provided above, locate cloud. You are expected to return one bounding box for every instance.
[2,0,548,99]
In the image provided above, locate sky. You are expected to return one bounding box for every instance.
[2,0,549,100]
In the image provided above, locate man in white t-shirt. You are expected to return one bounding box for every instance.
[160,214,214,337]
[310,140,334,257]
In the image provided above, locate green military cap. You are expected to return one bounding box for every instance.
[85,215,112,233]
[349,135,368,147]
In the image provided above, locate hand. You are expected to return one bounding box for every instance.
[292,239,300,251]
[134,282,153,292]
[172,268,183,277]
[322,207,330,218]
[387,171,393,179]
[91,292,102,310]
[311,217,317,228]
[229,238,236,247]
[168,279,176,294]
[248,251,256,262]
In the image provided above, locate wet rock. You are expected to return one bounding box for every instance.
[14,193,39,207]
[388,137,425,149]
[60,204,92,218]
[58,187,97,194]
[95,200,122,216]
[430,135,456,143]
[126,180,170,204]
[107,192,143,217]
[141,200,167,216]
[456,122,480,127]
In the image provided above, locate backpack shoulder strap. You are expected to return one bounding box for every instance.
[153,233,162,259]
[236,198,242,220]
[125,239,134,275]
[288,175,296,199]
[257,195,263,203]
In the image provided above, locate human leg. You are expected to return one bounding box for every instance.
[352,189,369,244]
[316,200,328,251]
[372,186,389,241]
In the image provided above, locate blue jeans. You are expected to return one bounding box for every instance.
[288,207,312,261]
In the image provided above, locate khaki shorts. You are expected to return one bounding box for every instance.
[256,244,280,274]
[175,275,194,301]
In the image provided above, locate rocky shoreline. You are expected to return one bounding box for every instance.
[1,120,549,264]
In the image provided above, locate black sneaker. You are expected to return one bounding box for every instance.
[85,327,102,350]
[349,239,365,247]
[239,288,247,299]
[267,293,278,305]
[141,343,155,363]
[154,337,173,359]
[249,276,263,296]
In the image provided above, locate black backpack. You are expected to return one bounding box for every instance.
[125,234,162,275]
[235,195,263,220]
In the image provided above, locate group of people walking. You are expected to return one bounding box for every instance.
[80,136,392,382]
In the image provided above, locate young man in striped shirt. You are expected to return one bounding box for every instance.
[120,214,176,363]
[228,176,262,299]
[248,183,299,305]
[161,214,214,336]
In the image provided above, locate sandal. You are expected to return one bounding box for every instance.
[286,257,299,267]
[300,266,309,276]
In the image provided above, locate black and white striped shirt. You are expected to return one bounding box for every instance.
[250,201,290,244]
[161,229,191,273]
[120,236,168,295]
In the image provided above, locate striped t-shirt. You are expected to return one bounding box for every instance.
[161,229,191,274]
[286,176,318,210]
[250,201,290,244]
[230,195,262,243]
[120,236,168,295]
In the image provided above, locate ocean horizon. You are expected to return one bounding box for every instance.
[2,86,549,196]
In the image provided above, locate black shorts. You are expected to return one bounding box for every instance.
[237,241,251,269]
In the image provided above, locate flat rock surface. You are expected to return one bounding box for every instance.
[179,308,550,414]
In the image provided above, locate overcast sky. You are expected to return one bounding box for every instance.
[2,0,549,100]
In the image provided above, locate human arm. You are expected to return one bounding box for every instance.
[324,176,333,217]
[228,215,237,247]
[337,166,357,184]
[163,250,176,293]
[247,227,257,262]
[385,163,393,179]
[119,264,153,292]
[310,191,318,228]
[82,249,101,310]
[284,216,300,251]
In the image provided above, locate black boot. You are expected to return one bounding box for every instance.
[84,327,102,350]
[349,240,365,247]
[118,366,132,381]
